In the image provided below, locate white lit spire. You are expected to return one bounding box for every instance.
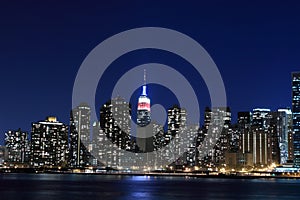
[142,69,147,96]
[142,85,147,96]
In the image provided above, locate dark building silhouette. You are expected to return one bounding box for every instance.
[238,112,252,129]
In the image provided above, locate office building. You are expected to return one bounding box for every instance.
[292,72,300,166]
[238,112,252,129]
[252,108,271,128]
[239,109,280,167]
[274,109,293,164]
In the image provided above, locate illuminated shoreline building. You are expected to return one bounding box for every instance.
[99,97,132,168]
[198,107,231,168]
[69,103,92,168]
[276,109,293,164]
[5,129,30,167]
[292,72,300,167]
[166,105,187,164]
[31,117,68,168]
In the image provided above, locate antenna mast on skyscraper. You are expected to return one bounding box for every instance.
[144,69,146,85]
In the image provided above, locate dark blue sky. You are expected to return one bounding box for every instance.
[1,0,300,144]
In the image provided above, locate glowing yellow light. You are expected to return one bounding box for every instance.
[47,116,57,122]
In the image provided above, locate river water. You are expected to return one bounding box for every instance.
[0,174,299,200]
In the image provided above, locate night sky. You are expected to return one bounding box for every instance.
[1,0,300,144]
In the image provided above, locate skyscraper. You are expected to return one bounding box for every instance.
[292,72,300,167]
[268,112,281,165]
[100,97,132,168]
[198,107,231,168]
[238,112,252,129]
[69,103,91,168]
[166,105,187,164]
[237,111,252,167]
[137,69,151,127]
[5,129,30,167]
[277,109,293,164]
[250,126,272,166]
[92,121,108,167]
[31,117,68,168]
[136,70,154,153]
[238,113,254,168]
[252,108,271,128]
[213,107,231,166]
[239,109,277,167]
[251,109,273,166]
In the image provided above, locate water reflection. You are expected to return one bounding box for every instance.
[0,174,300,200]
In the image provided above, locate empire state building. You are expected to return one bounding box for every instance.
[137,70,151,127]
[136,70,154,153]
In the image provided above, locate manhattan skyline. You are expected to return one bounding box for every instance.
[1,0,300,143]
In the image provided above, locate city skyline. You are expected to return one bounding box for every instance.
[0,71,299,172]
[1,1,300,142]
[0,72,298,146]
[1,93,298,171]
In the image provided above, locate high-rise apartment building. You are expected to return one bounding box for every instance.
[91,121,111,167]
[5,129,30,166]
[166,105,187,164]
[198,107,231,168]
[69,103,91,168]
[100,97,132,168]
[31,117,68,168]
